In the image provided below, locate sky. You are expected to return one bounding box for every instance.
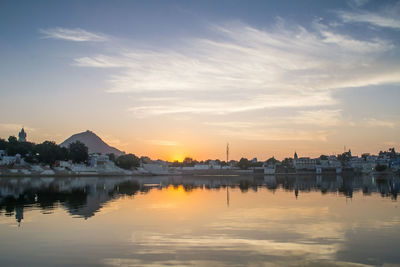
[0,0,400,161]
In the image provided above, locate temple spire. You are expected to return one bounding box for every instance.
[18,127,27,142]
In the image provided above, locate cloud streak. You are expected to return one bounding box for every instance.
[74,22,398,99]
[337,2,400,30]
[39,27,109,42]
[364,118,396,128]
[337,11,400,29]
[145,139,181,146]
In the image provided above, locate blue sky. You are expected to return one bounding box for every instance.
[1,0,399,160]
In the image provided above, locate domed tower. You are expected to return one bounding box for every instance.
[18,128,27,142]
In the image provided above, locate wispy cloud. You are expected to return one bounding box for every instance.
[204,109,342,128]
[39,27,109,42]
[128,94,337,116]
[75,21,397,99]
[74,55,123,67]
[211,128,329,142]
[337,2,400,30]
[348,0,369,8]
[337,11,400,29]
[143,139,180,146]
[364,118,396,128]
[383,141,399,146]
[318,29,393,52]
[203,121,258,129]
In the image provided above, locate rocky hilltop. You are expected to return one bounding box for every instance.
[60,130,125,156]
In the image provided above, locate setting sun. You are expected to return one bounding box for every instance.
[169,152,186,163]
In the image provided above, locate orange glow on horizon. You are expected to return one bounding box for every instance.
[168,152,186,162]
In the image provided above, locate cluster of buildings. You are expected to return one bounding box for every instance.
[262,150,400,175]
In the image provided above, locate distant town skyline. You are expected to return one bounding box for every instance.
[1,0,399,161]
[0,127,397,162]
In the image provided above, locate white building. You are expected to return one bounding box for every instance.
[0,154,21,166]
[263,164,275,174]
[293,157,316,170]
[208,161,221,169]
[142,163,169,174]
[88,154,119,172]
[349,157,375,173]
[194,164,210,170]
[317,157,342,173]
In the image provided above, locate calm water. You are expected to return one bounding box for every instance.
[0,175,399,266]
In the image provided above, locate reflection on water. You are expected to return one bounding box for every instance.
[0,174,399,266]
[1,175,399,221]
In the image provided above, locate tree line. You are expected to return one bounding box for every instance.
[0,136,142,170]
[0,136,89,165]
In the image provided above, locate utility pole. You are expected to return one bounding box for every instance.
[226,143,229,163]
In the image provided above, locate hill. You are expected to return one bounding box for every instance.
[60,130,125,156]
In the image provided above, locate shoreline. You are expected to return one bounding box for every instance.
[0,169,397,178]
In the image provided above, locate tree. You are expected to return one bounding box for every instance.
[266,157,279,165]
[68,141,88,163]
[0,138,7,150]
[389,148,396,158]
[251,161,263,167]
[107,153,116,163]
[140,156,152,164]
[238,158,250,170]
[281,158,292,167]
[4,135,36,157]
[183,157,194,167]
[6,136,19,156]
[8,136,17,144]
[36,141,68,165]
[116,154,140,170]
[319,155,328,160]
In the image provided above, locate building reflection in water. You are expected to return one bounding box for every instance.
[0,174,399,225]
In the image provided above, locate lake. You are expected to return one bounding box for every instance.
[0,174,399,266]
